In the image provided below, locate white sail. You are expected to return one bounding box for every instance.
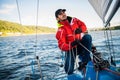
[88,0,120,27]
[88,0,113,22]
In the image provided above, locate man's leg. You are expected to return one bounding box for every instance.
[64,48,76,75]
[78,34,92,64]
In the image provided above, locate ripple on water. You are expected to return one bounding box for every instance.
[0,32,120,80]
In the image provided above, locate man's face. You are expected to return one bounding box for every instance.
[57,11,67,21]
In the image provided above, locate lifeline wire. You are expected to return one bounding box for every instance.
[34,0,43,79]
[16,0,30,79]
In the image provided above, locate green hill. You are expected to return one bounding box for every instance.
[0,20,56,36]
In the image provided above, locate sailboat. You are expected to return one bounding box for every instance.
[67,0,120,80]
[10,0,120,80]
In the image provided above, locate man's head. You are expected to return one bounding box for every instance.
[55,9,67,21]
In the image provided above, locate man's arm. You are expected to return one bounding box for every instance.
[56,28,72,51]
[75,18,87,33]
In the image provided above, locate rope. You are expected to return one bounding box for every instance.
[16,0,31,79]
[66,43,72,74]
[77,41,120,77]
[73,47,79,73]
[34,0,43,79]
[56,43,78,78]
[78,42,101,61]
[66,42,80,75]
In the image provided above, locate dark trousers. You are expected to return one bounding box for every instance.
[64,34,92,75]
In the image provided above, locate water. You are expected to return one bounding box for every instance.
[0,30,120,80]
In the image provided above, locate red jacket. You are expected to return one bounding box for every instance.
[56,16,87,51]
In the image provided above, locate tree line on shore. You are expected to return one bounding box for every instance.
[88,25,120,31]
[0,20,119,36]
[0,20,56,36]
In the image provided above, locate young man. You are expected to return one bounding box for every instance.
[55,9,92,75]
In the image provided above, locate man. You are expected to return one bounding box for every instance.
[55,9,92,75]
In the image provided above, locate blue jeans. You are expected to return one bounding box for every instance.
[64,34,92,75]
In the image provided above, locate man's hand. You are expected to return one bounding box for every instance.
[75,28,82,34]
[71,39,80,47]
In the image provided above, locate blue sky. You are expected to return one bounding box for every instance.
[0,0,120,28]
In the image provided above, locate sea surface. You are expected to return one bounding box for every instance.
[0,30,120,80]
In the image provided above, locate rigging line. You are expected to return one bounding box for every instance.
[35,0,39,50]
[109,28,116,63]
[103,24,112,63]
[16,0,22,25]
[34,0,43,79]
[104,28,113,59]
[104,29,109,51]
[104,28,112,57]
[107,26,116,66]
[104,27,116,66]
[16,0,31,79]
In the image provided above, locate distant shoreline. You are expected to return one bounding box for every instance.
[0,20,56,37]
[88,25,120,31]
[0,32,55,37]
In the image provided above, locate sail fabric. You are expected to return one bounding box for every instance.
[104,0,120,27]
[88,0,113,22]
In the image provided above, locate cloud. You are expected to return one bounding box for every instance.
[0,4,16,14]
